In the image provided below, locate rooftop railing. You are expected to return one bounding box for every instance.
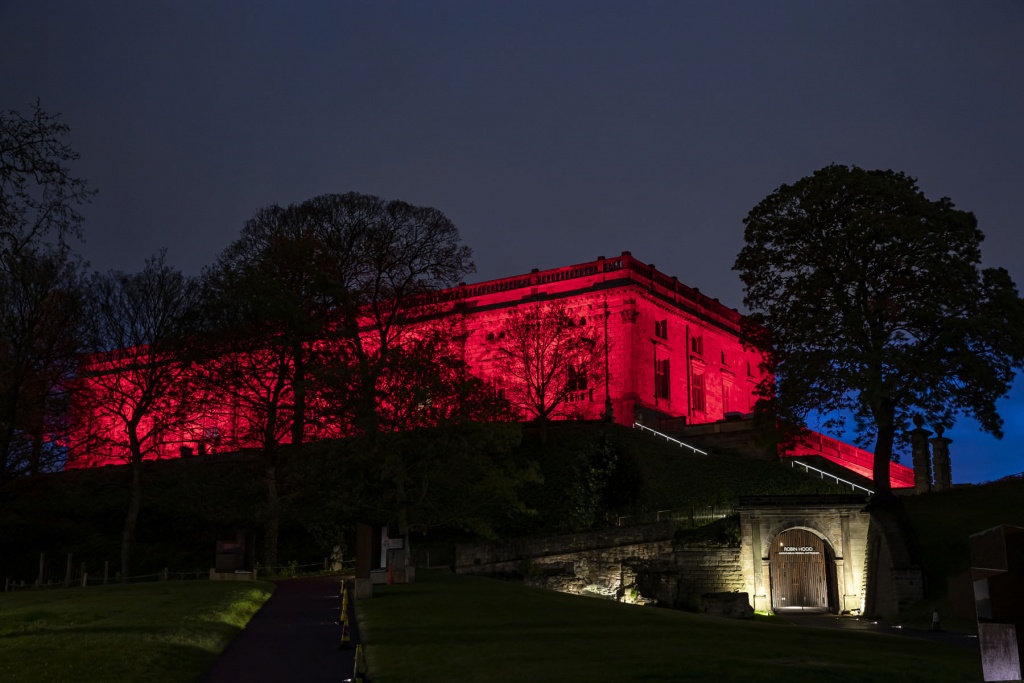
[441,251,743,328]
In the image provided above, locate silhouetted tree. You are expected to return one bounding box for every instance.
[189,326,297,569]
[1,101,93,268]
[735,165,1024,497]
[77,252,199,578]
[0,246,86,483]
[494,300,606,433]
[300,192,475,437]
[350,331,527,552]
[0,102,93,484]
[196,192,475,567]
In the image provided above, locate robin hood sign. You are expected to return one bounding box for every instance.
[779,546,819,555]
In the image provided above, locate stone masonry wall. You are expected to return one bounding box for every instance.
[455,524,745,608]
[454,522,677,573]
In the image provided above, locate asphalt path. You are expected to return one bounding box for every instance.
[203,575,360,683]
[781,613,980,648]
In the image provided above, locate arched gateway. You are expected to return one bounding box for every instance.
[769,528,833,612]
[739,495,870,615]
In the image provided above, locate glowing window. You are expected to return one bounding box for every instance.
[655,358,670,399]
[567,365,588,392]
[692,371,706,412]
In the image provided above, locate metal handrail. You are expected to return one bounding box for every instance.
[632,422,708,455]
[787,459,873,495]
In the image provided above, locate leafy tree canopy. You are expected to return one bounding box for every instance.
[734,164,1024,495]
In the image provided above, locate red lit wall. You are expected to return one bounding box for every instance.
[449,252,765,426]
[64,252,771,468]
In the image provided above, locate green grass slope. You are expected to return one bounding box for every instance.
[904,477,1024,596]
[358,570,979,683]
[0,580,274,683]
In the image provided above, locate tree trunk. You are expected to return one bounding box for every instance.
[291,347,305,445]
[0,423,15,483]
[29,431,43,475]
[263,462,280,568]
[121,460,142,581]
[395,465,412,578]
[871,400,896,500]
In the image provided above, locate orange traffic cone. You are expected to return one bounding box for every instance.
[339,612,351,649]
[353,643,366,682]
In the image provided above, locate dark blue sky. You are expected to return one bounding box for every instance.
[3,1,1022,482]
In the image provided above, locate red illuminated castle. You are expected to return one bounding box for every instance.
[66,251,913,489]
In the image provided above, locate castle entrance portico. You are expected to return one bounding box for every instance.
[739,495,870,615]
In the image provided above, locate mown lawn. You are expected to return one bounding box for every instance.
[358,570,981,683]
[0,580,274,683]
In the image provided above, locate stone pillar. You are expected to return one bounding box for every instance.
[909,416,933,494]
[930,426,953,492]
[840,513,858,613]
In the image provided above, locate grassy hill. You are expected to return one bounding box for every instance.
[903,477,1024,586]
[3,420,1014,613]
[358,569,980,683]
[509,422,847,534]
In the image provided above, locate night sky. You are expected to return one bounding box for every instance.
[3,1,1022,483]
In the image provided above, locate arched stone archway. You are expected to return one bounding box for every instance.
[739,495,870,614]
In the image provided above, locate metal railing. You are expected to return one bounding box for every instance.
[787,459,873,495]
[632,422,708,455]
[616,505,733,528]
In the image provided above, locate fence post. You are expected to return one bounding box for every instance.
[163,568,169,581]
[65,553,73,588]
[103,561,109,585]
[81,572,88,588]
[36,553,44,588]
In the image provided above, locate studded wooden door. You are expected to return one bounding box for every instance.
[769,528,829,612]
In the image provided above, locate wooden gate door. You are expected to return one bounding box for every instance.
[769,529,829,612]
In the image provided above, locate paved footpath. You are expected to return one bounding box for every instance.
[203,575,360,683]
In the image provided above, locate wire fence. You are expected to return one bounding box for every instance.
[3,555,356,593]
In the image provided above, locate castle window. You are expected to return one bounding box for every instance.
[721,350,728,365]
[692,371,706,412]
[690,334,703,355]
[655,358,670,399]
[567,365,587,392]
[654,319,668,340]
